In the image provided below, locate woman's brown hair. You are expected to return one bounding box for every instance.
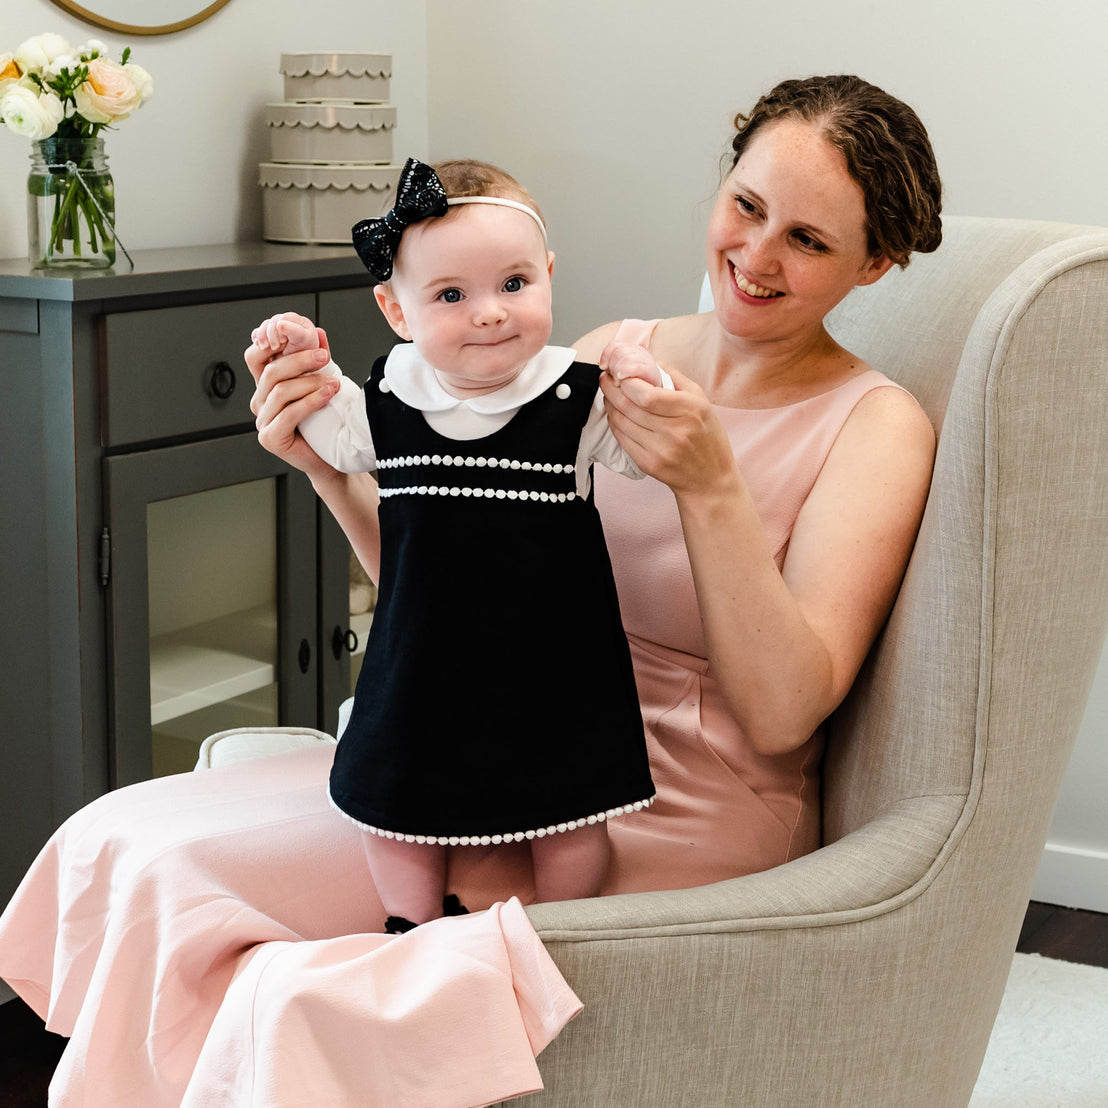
[731,75,942,266]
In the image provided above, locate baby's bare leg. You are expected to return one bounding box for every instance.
[531,822,610,902]
[361,834,447,925]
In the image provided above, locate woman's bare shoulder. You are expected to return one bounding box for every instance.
[572,320,623,362]
[850,379,936,451]
[572,313,705,363]
[820,381,936,518]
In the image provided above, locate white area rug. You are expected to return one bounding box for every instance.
[970,953,1108,1107]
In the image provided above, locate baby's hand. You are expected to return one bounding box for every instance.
[598,341,664,388]
[250,312,321,358]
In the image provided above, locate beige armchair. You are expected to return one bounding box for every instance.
[507,217,1108,1106]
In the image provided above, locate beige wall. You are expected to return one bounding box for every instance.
[424,0,1108,343]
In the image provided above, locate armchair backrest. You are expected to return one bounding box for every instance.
[823,217,1108,884]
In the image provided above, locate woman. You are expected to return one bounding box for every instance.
[0,75,939,1104]
[249,73,939,893]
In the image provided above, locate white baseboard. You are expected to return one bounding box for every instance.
[1031,842,1108,913]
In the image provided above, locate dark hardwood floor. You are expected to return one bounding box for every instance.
[0,900,1104,1105]
[1016,899,1108,969]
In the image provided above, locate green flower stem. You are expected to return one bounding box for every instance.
[45,169,113,260]
[85,193,100,254]
[52,177,83,254]
[79,184,108,254]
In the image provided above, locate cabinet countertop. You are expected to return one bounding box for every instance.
[0,242,370,302]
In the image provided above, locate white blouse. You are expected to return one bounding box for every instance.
[298,344,670,499]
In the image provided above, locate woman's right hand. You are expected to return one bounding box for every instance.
[243,324,339,480]
[599,360,738,500]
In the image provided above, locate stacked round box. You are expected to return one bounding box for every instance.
[260,52,402,245]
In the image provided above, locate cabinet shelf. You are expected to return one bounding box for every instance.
[150,605,276,725]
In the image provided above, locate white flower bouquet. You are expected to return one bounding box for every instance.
[1,32,153,264]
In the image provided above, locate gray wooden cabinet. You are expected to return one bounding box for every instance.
[0,244,389,908]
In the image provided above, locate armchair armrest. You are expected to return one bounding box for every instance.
[526,792,965,939]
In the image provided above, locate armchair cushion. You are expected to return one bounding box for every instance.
[195,726,335,770]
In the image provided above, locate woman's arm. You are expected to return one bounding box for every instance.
[599,365,935,756]
[244,332,383,582]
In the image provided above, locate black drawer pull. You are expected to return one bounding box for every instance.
[209,361,237,400]
[332,626,359,659]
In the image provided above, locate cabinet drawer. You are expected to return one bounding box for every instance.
[101,293,314,446]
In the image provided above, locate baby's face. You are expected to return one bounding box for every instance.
[380,203,555,397]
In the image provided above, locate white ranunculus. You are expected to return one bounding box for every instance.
[0,85,64,139]
[14,33,72,76]
[78,39,110,59]
[40,90,65,130]
[123,62,154,103]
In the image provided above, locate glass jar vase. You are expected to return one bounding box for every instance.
[27,134,116,269]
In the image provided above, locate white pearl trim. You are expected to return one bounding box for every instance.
[377,455,575,473]
[378,486,577,502]
[329,792,655,846]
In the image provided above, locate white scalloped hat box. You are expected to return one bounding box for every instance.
[280,52,391,102]
[265,102,396,164]
[259,163,401,244]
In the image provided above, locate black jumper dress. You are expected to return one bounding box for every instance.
[327,355,655,844]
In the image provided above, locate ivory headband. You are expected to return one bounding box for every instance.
[446,196,548,242]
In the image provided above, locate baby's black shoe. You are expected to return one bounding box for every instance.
[442,894,469,917]
[384,915,418,934]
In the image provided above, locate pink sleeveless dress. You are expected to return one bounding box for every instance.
[597,319,904,892]
[0,319,905,1106]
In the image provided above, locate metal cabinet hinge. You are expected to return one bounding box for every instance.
[98,526,111,587]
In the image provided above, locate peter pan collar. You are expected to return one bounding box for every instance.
[382,343,578,414]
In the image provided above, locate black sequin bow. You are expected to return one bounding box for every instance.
[351,157,448,282]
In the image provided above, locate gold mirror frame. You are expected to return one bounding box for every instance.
[50,0,233,36]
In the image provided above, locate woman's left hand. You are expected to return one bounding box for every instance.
[598,356,736,497]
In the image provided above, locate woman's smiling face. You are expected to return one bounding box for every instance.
[706,118,892,342]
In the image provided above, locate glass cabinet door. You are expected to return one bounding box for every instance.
[103,433,320,785]
[146,480,279,775]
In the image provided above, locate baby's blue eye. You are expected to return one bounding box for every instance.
[439,288,463,303]
[503,276,525,292]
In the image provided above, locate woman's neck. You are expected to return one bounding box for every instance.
[666,316,864,409]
